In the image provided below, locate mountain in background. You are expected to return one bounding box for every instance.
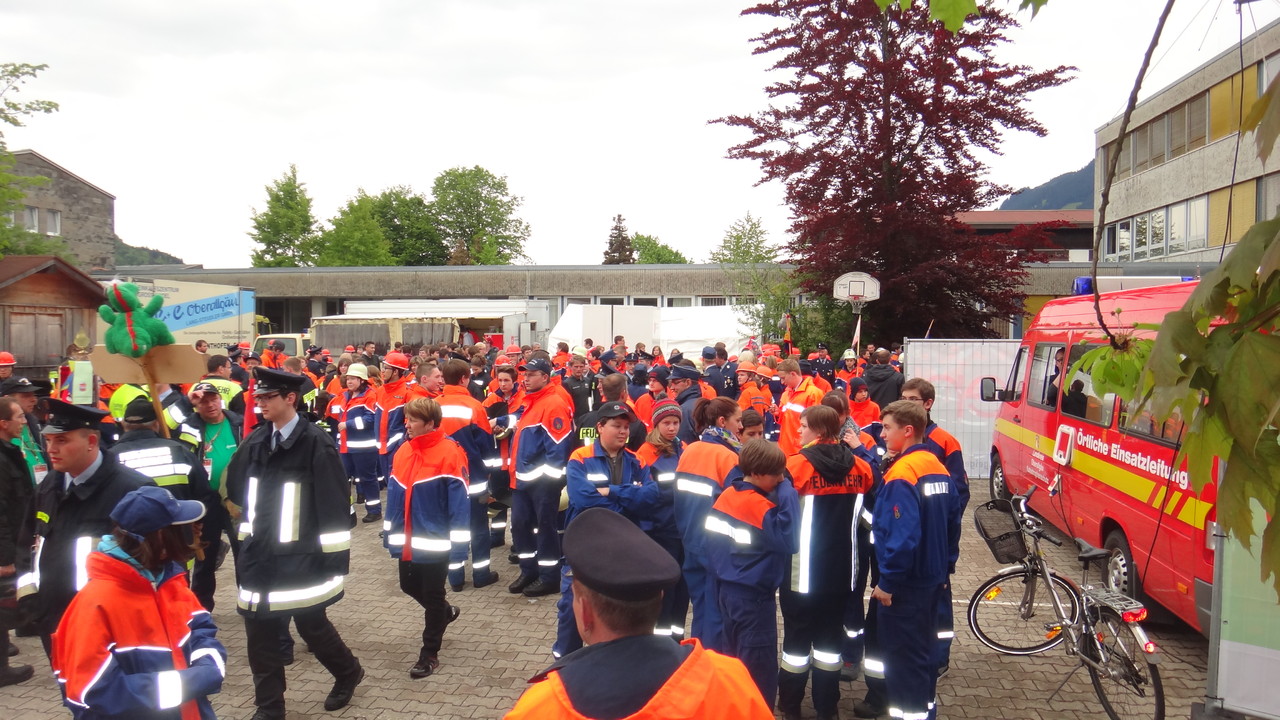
[999,159,1094,211]
[114,237,184,265]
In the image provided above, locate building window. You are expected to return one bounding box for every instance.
[698,297,728,307]
[1169,104,1188,158]
[731,295,757,305]
[1149,208,1166,258]
[597,297,624,306]
[1133,213,1149,260]
[665,297,692,308]
[1116,220,1132,261]
[1115,137,1131,179]
[1188,94,1208,150]
[1259,172,1280,222]
[1104,224,1118,260]
[1133,124,1150,173]
[45,209,61,236]
[1188,196,1208,250]
[1167,202,1187,255]
[565,297,591,306]
[631,297,658,307]
[22,206,38,231]
[1149,116,1167,168]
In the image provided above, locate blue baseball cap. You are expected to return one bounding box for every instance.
[111,486,206,537]
[520,357,554,375]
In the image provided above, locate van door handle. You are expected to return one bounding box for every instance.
[1013,416,1021,424]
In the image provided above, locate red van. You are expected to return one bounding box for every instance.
[980,280,1214,632]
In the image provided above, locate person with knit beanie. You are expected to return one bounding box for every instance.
[634,398,689,640]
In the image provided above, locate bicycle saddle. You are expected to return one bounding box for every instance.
[1075,538,1110,562]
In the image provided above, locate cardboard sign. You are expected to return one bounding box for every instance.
[89,345,208,384]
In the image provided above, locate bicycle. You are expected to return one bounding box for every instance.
[967,486,1165,720]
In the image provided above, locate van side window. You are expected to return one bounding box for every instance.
[1064,343,1116,427]
[1006,347,1027,400]
[1028,344,1066,409]
[1121,399,1187,444]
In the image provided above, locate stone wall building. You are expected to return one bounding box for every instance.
[9,149,119,271]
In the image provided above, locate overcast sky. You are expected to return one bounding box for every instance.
[4,0,1278,269]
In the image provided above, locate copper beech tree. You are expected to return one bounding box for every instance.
[718,0,1071,338]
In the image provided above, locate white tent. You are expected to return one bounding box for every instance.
[548,304,757,354]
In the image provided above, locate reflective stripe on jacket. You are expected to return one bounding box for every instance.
[385,429,470,563]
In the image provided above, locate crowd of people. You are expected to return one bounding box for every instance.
[0,332,966,720]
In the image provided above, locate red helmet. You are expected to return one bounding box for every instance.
[504,345,522,355]
[383,352,410,370]
[495,356,512,366]
[344,345,356,352]
[238,341,251,349]
[0,351,14,366]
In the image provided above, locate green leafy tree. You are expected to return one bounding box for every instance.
[368,186,447,266]
[249,165,319,267]
[709,214,797,342]
[0,62,62,260]
[602,214,635,265]
[428,166,529,265]
[315,194,395,267]
[632,233,689,264]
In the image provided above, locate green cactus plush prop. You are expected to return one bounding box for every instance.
[99,281,175,358]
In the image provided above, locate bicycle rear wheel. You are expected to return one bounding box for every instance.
[1086,608,1164,720]
[968,569,1080,655]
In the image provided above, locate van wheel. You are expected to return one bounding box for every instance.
[1104,530,1138,599]
[989,454,1011,501]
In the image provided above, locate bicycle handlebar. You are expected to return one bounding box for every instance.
[1015,485,1062,545]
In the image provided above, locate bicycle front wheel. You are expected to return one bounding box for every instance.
[1086,608,1164,720]
[968,569,1081,655]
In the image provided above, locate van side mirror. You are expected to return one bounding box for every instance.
[980,377,1000,402]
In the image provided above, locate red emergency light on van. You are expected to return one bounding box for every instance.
[980,280,1214,633]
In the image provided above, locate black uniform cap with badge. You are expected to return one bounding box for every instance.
[0,376,50,398]
[40,398,110,435]
[564,507,680,602]
[668,364,702,382]
[253,366,306,397]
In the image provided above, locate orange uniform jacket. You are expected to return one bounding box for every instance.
[778,378,825,456]
[504,638,772,720]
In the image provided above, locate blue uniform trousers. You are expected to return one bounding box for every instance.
[510,482,562,583]
[863,585,942,720]
[552,565,582,658]
[778,590,846,716]
[343,452,381,516]
[843,525,877,666]
[682,551,723,652]
[448,496,497,588]
[717,583,779,710]
[934,581,954,672]
[651,534,689,639]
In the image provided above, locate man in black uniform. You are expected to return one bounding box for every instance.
[16,400,152,653]
[225,368,362,720]
[561,355,596,449]
[113,397,211,503]
[812,343,836,385]
[306,345,328,377]
[671,364,704,445]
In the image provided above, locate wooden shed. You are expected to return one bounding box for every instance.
[0,255,104,376]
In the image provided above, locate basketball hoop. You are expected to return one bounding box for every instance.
[833,272,880,314]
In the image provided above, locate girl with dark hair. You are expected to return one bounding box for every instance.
[671,396,743,651]
[52,486,226,719]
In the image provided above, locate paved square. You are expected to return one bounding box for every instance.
[0,480,1208,719]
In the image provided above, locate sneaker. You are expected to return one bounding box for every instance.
[508,574,537,594]
[361,513,382,524]
[409,655,439,679]
[522,578,559,597]
[323,665,365,711]
[852,699,885,719]
[0,664,33,688]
